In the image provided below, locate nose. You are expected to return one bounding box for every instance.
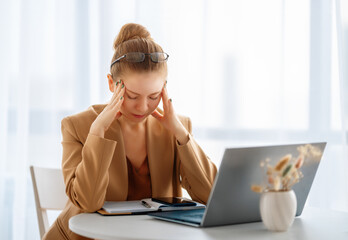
[135,98,148,113]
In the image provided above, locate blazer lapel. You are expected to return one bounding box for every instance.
[104,119,129,201]
[146,116,175,198]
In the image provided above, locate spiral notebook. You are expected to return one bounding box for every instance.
[97,197,205,216]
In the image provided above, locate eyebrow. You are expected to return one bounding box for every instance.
[126,89,161,96]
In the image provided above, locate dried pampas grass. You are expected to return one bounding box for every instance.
[251,144,322,193]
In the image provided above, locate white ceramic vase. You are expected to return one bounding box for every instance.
[260,190,297,232]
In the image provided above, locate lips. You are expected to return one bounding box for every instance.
[132,114,145,119]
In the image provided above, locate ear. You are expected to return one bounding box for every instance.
[107,74,115,92]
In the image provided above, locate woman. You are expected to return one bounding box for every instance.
[44,23,217,240]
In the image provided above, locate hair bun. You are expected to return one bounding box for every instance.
[113,23,152,51]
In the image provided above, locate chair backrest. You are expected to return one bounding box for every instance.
[30,165,68,239]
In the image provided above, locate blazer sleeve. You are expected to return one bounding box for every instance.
[176,117,217,204]
[61,117,117,212]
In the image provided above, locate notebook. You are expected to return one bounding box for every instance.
[97,197,205,215]
[148,142,326,227]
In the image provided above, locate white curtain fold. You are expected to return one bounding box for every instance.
[336,0,348,211]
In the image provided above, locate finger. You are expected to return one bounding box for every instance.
[111,89,125,110]
[115,83,125,100]
[108,84,117,104]
[167,97,173,113]
[161,87,169,112]
[115,80,124,95]
[163,87,173,113]
[115,111,122,120]
[110,82,125,107]
[151,109,163,120]
[162,85,169,102]
[109,80,122,103]
[113,89,125,107]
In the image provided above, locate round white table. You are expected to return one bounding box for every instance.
[69,207,348,240]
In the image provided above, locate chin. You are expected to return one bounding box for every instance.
[125,113,149,122]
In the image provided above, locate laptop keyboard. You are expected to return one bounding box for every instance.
[149,209,205,225]
[178,212,204,223]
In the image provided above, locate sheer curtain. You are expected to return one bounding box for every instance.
[0,0,347,239]
[336,0,348,213]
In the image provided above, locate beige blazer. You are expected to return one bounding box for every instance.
[44,104,217,240]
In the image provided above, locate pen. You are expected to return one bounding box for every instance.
[141,200,151,208]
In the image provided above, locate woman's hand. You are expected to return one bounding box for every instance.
[151,85,189,145]
[90,80,125,138]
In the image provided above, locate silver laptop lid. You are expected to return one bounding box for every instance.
[201,142,326,227]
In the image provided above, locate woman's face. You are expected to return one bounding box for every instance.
[119,71,165,123]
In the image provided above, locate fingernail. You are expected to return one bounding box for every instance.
[120,96,123,100]
[116,81,119,86]
[170,98,172,102]
[122,84,124,88]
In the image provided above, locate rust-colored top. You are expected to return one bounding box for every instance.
[126,157,152,200]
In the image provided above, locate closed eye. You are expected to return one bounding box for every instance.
[149,96,159,100]
[126,92,160,100]
[127,94,137,100]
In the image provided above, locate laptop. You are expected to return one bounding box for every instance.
[148,142,326,227]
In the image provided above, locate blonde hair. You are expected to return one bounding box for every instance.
[110,23,168,81]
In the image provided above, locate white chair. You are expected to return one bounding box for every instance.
[30,165,68,239]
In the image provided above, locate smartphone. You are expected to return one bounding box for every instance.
[151,197,197,207]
